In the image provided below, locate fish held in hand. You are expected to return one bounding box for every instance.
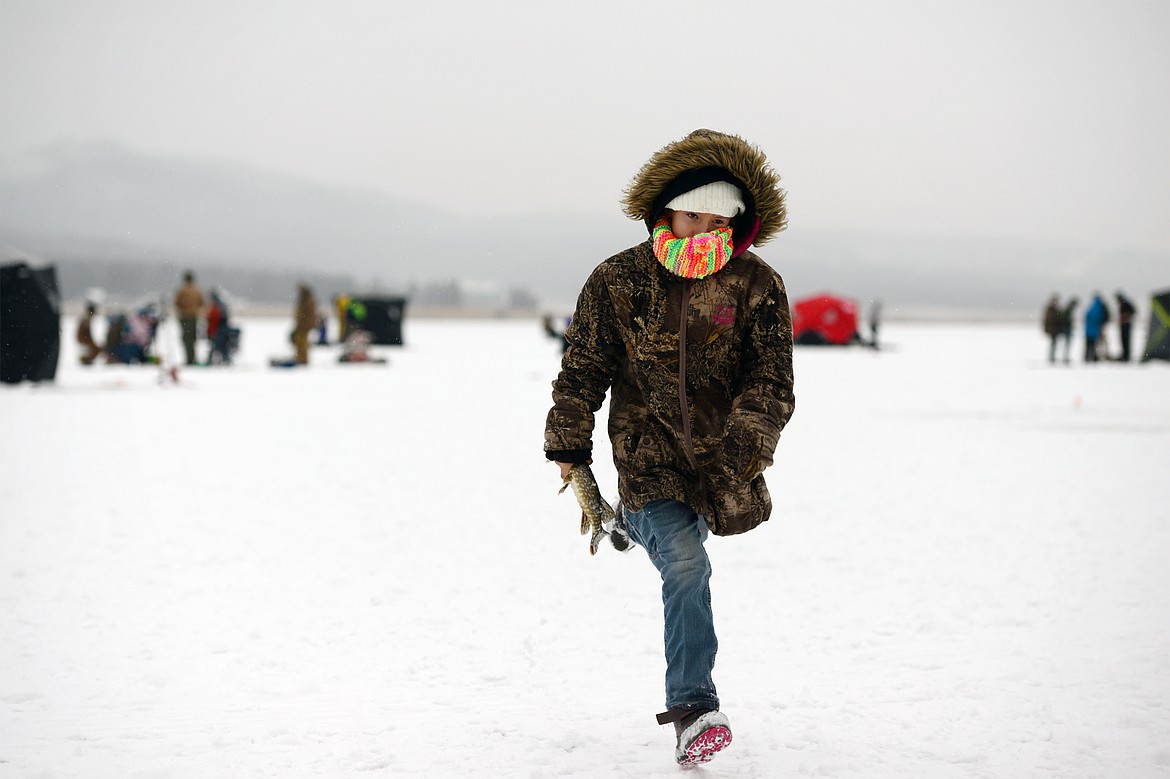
[559,463,616,555]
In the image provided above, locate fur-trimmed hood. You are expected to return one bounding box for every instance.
[621,129,787,255]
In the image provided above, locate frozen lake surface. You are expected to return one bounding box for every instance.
[2,315,1168,777]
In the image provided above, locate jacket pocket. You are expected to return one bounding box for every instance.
[611,430,638,471]
[704,471,772,536]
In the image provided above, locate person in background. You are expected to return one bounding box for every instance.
[1042,294,1062,364]
[316,312,329,345]
[1057,296,1078,364]
[541,313,570,353]
[544,129,794,766]
[868,299,883,349]
[293,284,317,365]
[76,302,103,365]
[174,270,205,366]
[1115,290,1136,363]
[335,294,352,342]
[1084,292,1110,363]
[110,306,158,364]
[206,289,232,365]
[103,312,126,360]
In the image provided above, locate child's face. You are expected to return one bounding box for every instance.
[668,209,732,238]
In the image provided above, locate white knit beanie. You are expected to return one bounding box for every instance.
[664,180,746,218]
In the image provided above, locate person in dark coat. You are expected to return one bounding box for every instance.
[868,299,882,349]
[541,314,570,353]
[1115,291,1136,362]
[1057,297,1078,364]
[1042,294,1062,364]
[544,129,793,765]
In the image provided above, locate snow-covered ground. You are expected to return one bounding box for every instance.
[2,315,1168,778]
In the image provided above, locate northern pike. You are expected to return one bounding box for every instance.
[559,463,616,555]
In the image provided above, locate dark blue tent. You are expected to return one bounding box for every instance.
[348,296,407,346]
[1,262,61,383]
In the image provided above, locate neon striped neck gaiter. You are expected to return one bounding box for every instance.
[651,216,734,279]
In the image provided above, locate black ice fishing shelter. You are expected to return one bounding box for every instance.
[350,296,407,346]
[0,262,61,384]
[1142,288,1170,362]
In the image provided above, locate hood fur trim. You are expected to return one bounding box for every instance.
[621,129,787,248]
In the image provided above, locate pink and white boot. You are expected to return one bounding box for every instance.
[667,709,732,766]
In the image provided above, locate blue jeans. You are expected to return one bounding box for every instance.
[622,499,719,711]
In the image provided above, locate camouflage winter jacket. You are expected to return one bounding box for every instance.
[545,240,795,536]
[545,129,795,535]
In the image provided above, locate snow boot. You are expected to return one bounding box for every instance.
[658,707,732,765]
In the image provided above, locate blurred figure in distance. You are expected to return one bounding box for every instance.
[1042,294,1062,364]
[1057,296,1078,364]
[1115,290,1136,362]
[293,284,317,366]
[174,270,205,366]
[76,302,103,365]
[1084,292,1110,363]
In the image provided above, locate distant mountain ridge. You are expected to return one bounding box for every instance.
[0,141,634,309]
[0,140,472,271]
[2,141,1165,316]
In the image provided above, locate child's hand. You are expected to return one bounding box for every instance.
[555,460,590,481]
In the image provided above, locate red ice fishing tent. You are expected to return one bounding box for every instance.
[1142,288,1170,362]
[791,293,860,345]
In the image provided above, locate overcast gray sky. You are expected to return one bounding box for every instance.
[2,0,1168,256]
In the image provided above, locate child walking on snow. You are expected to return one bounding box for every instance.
[544,129,795,765]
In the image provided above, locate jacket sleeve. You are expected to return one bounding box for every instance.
[544,267,621,459]
[723,273,796,479]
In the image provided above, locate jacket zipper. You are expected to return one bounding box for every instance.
[677,282,710,517]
